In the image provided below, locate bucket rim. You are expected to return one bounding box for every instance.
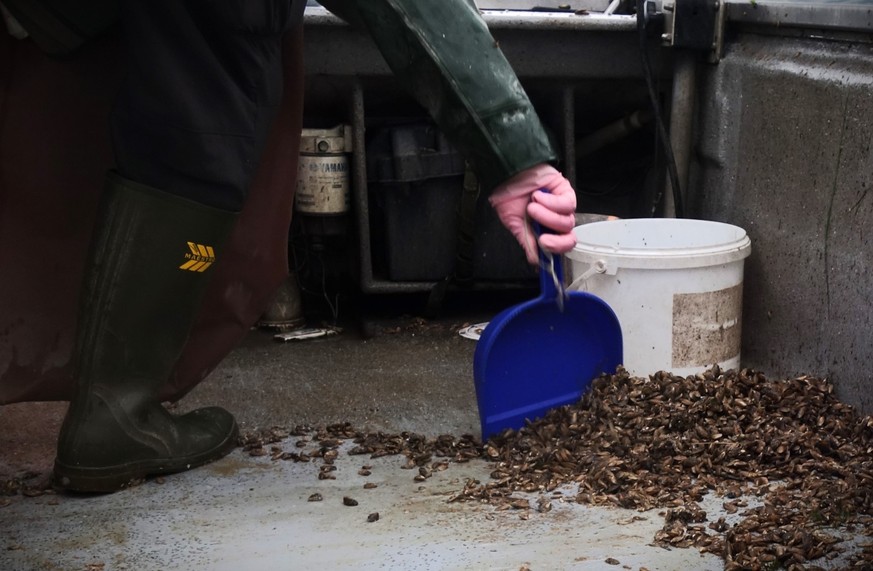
[571,219,750,255]
[567,218,752,268]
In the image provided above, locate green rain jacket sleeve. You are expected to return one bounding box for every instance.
[317,0,557,192]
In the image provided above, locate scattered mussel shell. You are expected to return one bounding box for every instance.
[223,368,873,569]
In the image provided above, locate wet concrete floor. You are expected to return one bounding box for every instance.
[0,291,860,570]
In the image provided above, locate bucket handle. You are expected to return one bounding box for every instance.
[568,259,608,291]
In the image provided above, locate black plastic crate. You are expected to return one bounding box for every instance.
[367,124,534,282]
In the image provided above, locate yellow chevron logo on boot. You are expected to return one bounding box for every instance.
[179,242,216,272]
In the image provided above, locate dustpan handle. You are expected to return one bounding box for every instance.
[531,187,566,300]
[534,222,564,300]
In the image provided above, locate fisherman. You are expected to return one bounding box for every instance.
[0,0,578,492]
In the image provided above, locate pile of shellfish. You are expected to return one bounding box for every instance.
[229,367,873,569]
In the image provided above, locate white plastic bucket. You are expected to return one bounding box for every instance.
[566,218,752,377]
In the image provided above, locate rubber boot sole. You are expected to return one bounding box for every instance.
[53,422,239,493]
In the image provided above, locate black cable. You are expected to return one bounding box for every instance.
[635,0,684,218]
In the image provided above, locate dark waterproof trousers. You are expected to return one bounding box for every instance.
[0,1,307,403]
[112,0,304,211]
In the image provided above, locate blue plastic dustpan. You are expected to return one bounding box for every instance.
[473,241,622,441]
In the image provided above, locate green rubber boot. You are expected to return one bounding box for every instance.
[53,172,239,493]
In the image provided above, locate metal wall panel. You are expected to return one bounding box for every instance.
[692,30,873,413]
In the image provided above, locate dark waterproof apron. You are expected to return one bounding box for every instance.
[0,17,305,404]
